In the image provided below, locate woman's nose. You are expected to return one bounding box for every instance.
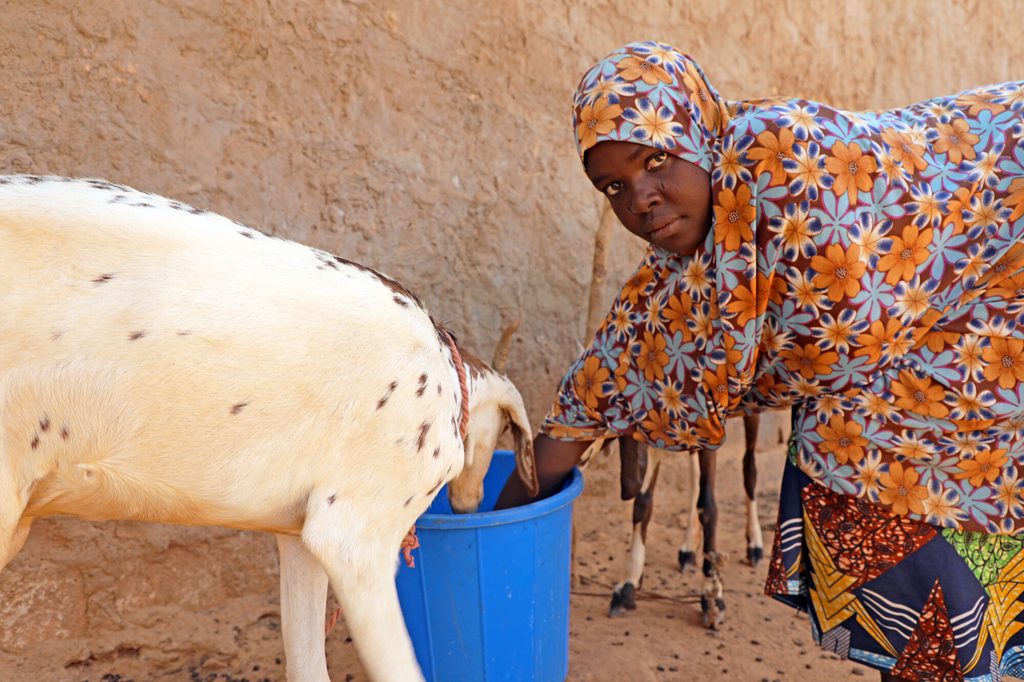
[628,179,661,215]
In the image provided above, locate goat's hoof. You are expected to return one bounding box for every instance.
[678,549,696,570]
[747,546,763,566]
[700,595,726,629]
[609,582,637,617]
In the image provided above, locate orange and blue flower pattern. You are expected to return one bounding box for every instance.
[545,40,1024,534]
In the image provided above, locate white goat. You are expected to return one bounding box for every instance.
[0,175,537,682]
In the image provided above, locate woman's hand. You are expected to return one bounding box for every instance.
[494,434,593,509]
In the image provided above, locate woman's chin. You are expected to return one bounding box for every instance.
[655,239,699,257]
[652,225,709,257]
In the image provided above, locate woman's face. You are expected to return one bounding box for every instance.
[584,140,712,257]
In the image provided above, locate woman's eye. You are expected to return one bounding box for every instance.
[647,151,668,170]
[604,181,623,197]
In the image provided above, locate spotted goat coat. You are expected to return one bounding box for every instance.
[0,174,537,682]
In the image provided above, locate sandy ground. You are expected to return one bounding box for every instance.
[5,417,892,682]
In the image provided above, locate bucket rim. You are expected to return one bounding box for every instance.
[415,449,584,529]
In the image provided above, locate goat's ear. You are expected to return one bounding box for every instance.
[462,432,475,467]
[504,404,538,497]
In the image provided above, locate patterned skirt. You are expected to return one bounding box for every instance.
[766,455,1024,682]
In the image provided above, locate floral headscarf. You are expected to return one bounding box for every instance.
[545,40,1024,534]
[572,41,729,171]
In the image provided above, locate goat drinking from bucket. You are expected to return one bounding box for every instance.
[0,175,537,682]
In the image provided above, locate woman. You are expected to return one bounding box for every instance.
[496,41,1024,681]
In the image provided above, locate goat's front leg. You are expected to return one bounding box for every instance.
[742,413,764,566]
[677,451,701,569]
[276,533,330,682]
[609,447,660,616]
[697,449,725,629]
[302,497,424,682]
[0,463,32,573]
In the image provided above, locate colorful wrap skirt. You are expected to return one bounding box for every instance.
[766,450,1024,682]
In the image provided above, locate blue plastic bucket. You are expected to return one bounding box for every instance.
[396,450,584,682]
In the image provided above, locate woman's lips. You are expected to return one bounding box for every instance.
[648,218,680,241]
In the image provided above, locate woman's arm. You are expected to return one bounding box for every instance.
[494,434,593,509]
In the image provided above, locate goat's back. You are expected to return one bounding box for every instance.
[0,176,464,532]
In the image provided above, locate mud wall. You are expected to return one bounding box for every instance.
[1,0,1021,678]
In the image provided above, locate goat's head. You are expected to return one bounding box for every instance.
[447,329,537,512]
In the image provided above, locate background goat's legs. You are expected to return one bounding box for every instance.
[742,413,764,565]
[677,451,702,569]
[696,448,724,629]
[609,449,662,616]
[680,413,763,569]
[608,414,763,629]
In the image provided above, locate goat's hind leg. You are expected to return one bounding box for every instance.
[0,491,32,574]
[609,448,661,617]
[677,450,701,569]
[0,388,44,573]
[0,511,31,574]
[742,413,764,566]
[276,533,330,682]
[696,449,725,629]
[301,495,424,682]
[0,437,32,573]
